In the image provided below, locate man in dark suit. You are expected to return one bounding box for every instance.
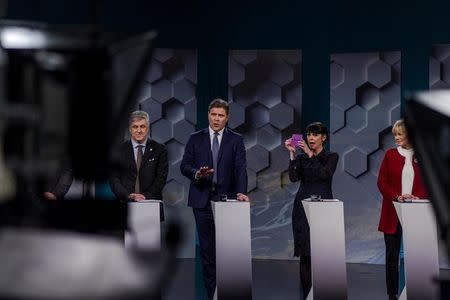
[180,99,249,299]
[110,110,168,203]
[42,167,74,201]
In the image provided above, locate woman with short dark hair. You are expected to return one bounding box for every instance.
[284,122,339,299]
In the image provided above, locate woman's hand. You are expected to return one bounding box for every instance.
[285,139,297,160]
[397,194,419,202]
[284,138,296,152]
[299,140,313,158]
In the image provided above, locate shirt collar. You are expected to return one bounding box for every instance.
[209,126,225,136]
[131,138,148,149]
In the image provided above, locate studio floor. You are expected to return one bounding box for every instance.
[162,259,449,300]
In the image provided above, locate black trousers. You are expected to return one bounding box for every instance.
[193,204,216,300]
[384,223,402,296]
[300,255,311,300]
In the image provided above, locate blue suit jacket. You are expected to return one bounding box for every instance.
[180,127,248,208]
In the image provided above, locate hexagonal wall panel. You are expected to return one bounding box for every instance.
[136,49,197,210]
[269,61,294,86]
[429,56,441,87]
[356,82,380,110]
[184,98,196,124]
[230,50,257,65]
[330,104,345,133]
[346,105,367,133]
[343,147,368,178]
[166,139,185,163]
[174,79,195,104]
[279,50,302,65]
[152,119,173,143]
[152,79,172,103]
[233,92,257,108]
[269,102,294,130]
[330,51,401,264]
[430,45,450,89]
[367,60,392,88]
[247,103,269,129]
[229,49,302,259]
[257,124,281,151]
[247,145,269,172]
[266,145,290,173]
[145,60,162,83]
[242,129,257,149]
[173,120,195,145]
[255,81,282,108]
[229,59,246,87]
[140,98,162,122]
[163,99,184,123]
[228,101,246,129]
[330,62,344,88]
[153,49,174,63]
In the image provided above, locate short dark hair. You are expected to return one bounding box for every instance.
[306,122,329,144]
[208,98,229,115]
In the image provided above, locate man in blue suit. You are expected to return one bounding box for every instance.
[180,99,249,299]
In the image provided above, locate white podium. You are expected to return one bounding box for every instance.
[212,200,252,300]
[125,200,162,250]
[394,201,439,300]
[302,200,347,300]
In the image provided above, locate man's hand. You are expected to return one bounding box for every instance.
[43,192,57,201]
[237,193,250,202]
[195,166,214,179]
[129,193,146,201]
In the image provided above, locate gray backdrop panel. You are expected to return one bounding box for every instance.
[228,50,302,259]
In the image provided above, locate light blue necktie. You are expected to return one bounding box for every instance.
[212,132,219,184]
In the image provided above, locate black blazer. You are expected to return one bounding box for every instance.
[110,139,168,201]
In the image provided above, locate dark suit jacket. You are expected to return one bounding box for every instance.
[110,139,168,201]
[180,127,247,208]
[48,167,74,200]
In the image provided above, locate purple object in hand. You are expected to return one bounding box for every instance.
[291,134,302,148]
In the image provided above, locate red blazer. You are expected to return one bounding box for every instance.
[377,148,428,234]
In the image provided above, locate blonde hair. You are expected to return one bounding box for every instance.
[392,119,407,136]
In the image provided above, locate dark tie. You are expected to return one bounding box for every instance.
[212,132,219,184]
[135,145,144,193]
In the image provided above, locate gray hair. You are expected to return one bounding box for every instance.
[129,110,150,125]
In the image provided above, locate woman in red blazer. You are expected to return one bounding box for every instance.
[377,119,428,300]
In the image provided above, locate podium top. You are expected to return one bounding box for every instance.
[405,199,430,203]
[302,198,340,202]
[129,199,162,203]
[211,199,245,203]
[393,199,430,204]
